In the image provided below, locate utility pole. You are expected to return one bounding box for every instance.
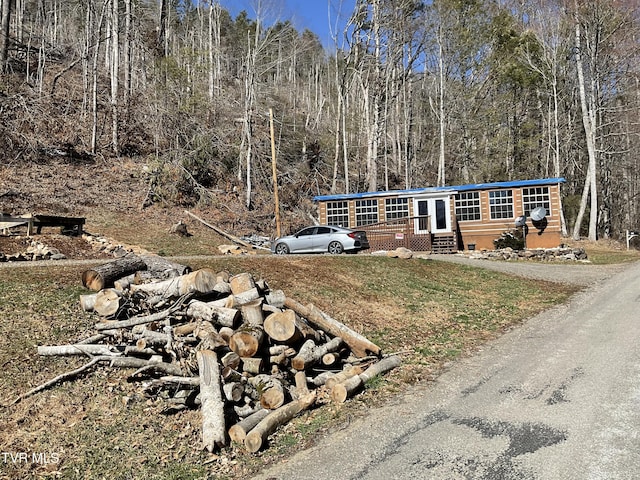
[269,108,281,238]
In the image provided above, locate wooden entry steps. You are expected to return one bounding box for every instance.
[431,234,456,254]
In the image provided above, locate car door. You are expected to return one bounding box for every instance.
[311,226,334,252]
[290,227,317,253]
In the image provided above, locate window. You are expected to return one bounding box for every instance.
[355,199,379,226]
[489,190,514,219]
[385,198,409,221]
[455,192,481,221]
[522,187,551,217]
[326,201,349,227]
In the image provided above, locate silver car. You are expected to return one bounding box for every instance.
[271,225,370,255]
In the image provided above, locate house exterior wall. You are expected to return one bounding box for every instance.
[315,179,564,252]
[455,183,563,250]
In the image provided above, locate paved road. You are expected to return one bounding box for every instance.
[251,260,640,480]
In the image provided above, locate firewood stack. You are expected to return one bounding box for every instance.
[35,254,400,453]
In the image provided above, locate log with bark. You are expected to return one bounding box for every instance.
[228,408,269,444]
[291,337,343,371]
[129,268,221,298]
[244,392,317,453]
[197,350,227,451]
[82,254,148,291]
[93,288,124,317]
[229,325,264,358]
[283,297,381,358]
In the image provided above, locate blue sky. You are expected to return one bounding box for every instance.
[218,0,357,47]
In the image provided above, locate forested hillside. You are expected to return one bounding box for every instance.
[0,0,639,240]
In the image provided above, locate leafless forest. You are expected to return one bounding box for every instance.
[0,0,639,239]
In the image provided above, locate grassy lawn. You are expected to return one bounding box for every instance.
[0,251,581,480]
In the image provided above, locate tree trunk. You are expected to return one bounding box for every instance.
[229,325,264,358]
[228,408,269,444]
[197,349,227,451]
[244,391,316,453]
[573,5,598,241]
[94,288,124,317]
[82,254,147,291]
[283,297,381,358]
[109,0,119,155]
[0,0,12,72]
[129,268,221,298]
[186,300,240,328]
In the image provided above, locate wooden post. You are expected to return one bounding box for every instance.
[269,108,281,238]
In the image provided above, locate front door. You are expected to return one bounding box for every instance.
[413,196,451,234]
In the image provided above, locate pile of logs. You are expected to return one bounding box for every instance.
[32,254,400,453]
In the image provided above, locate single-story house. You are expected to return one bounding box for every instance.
[313,177,566,253]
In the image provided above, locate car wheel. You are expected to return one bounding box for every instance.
[274,243,290,255]
[328,241,344,254]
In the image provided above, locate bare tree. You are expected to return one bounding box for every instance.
[0,0,11,73]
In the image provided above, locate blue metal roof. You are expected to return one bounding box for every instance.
[313,177,566,202]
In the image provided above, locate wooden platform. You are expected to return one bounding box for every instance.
[0,214,85,236]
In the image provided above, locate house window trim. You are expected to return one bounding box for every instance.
[455,191,482,222]
[522,186,552,218]
[384,197,409,222]
[355,199,379,226]
[326,200,350,227]
[489,189,514,220]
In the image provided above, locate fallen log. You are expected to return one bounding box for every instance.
[240,357,263,374]
[263,309,303,343]
[359,355,402,383]
[229,272,255,295]
[197,350,227,451]
[249,374,285,410]
[240,299,264,326]
[330,375,363,403]
[325,365,364,390]
[82,254,148,291]
[228,408,269,444]
[244,391,316,453]
[93,288,124,317]
[231,287,260,307]
[141,255,191,277]
[94,296,187,331]
[229,325,264,358]
[283,297,381,358]
[291,336,343,371]
[109,357,183,376]
[79,293,98,312]
[37,344,121,356]
[185,210,265,250]
[194,321,228,350]
[129,268,220,298]
[223,382,244,402]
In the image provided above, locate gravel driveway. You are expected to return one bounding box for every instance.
[425,253,627,286]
